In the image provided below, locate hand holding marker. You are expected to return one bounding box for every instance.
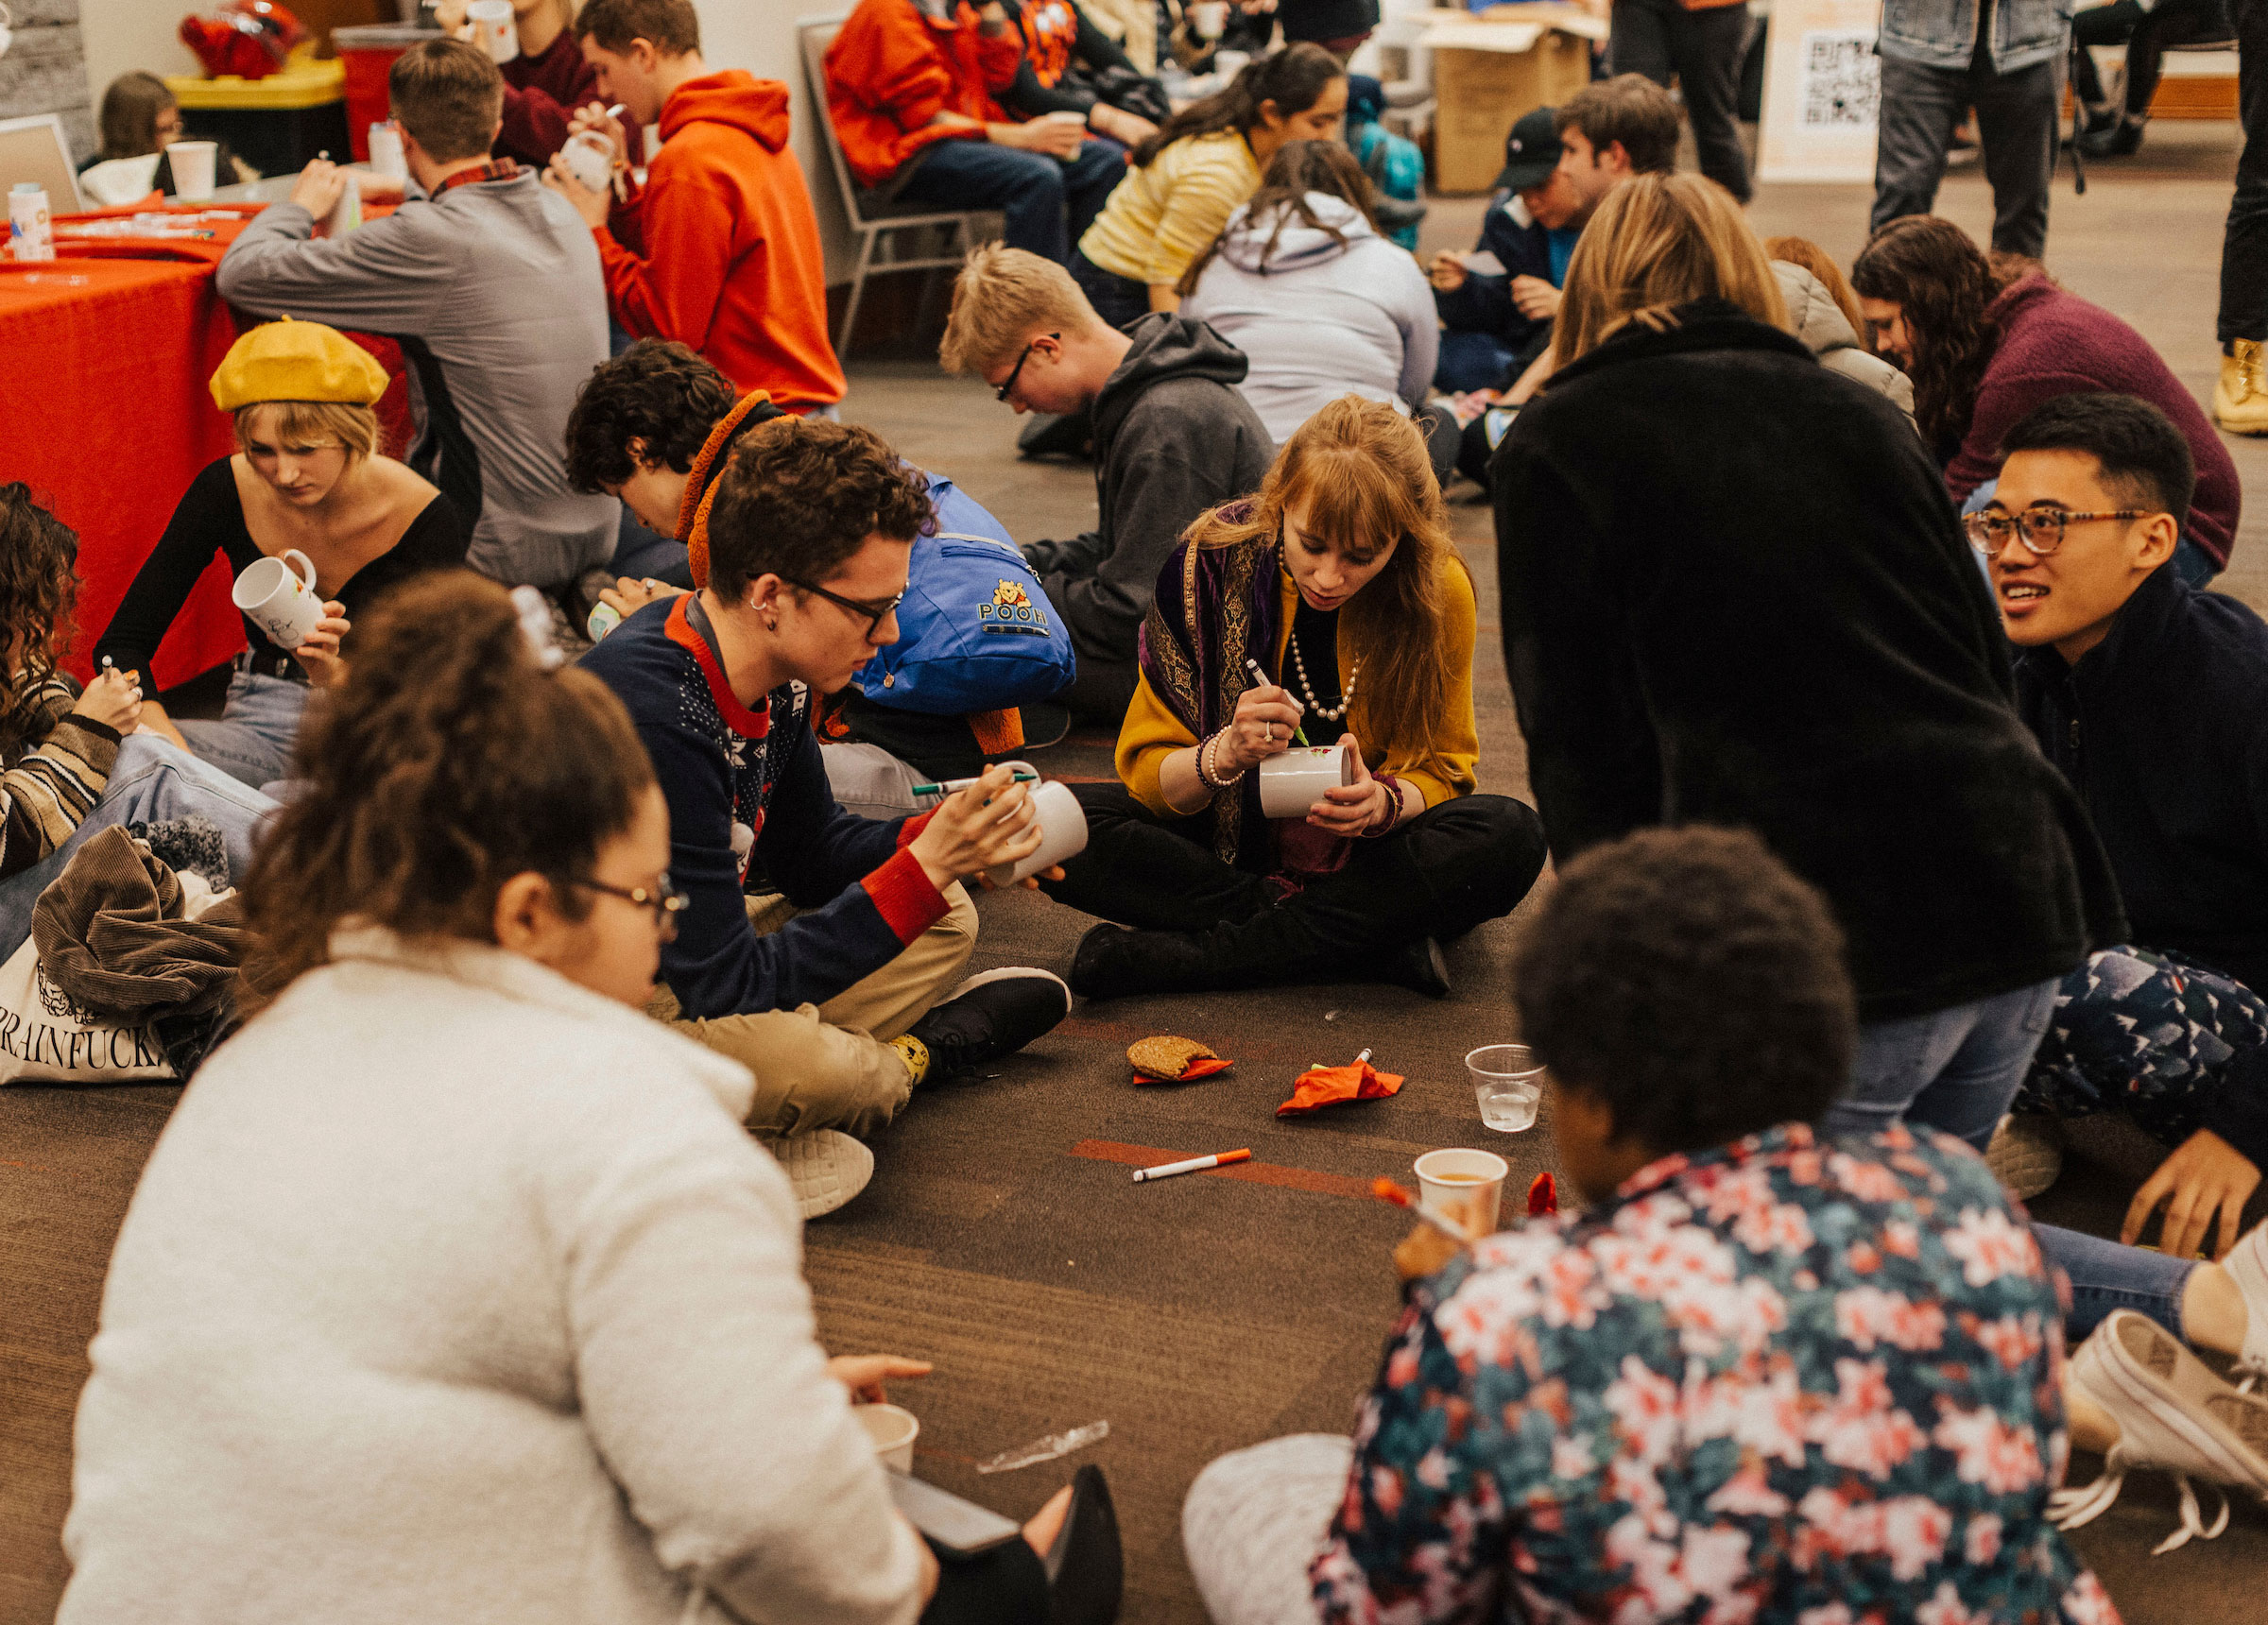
[1245,658,1310,745]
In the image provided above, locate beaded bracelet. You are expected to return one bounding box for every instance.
[1363,773,1406,838]
[1197,727,1246,790]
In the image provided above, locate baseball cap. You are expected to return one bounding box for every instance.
[1494,106,1560,193]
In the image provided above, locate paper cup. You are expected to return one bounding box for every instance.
[1191,0,1229,38]
[985,765,1088,886]
[165,141,217,202]
[1467,1043,1544,1133]
[468,0,519,61]
[233,548,323,651]
[1415,1147,1509,1237]
[854,1402,919,1474]
[1257,740,1355,819]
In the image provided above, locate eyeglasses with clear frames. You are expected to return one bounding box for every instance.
[573,873,688,941]
[1963,508,2152,557]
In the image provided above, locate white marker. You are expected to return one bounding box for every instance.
[1131,1147,1252,1183]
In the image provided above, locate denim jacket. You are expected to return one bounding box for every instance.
[1879,0,2073,73]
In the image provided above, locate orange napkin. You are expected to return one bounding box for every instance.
[1131,1056,1232,1086]
[1276,1060,1403,1117]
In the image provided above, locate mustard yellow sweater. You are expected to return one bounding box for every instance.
[1117,556,1480,816]
[1077,130,1263,289]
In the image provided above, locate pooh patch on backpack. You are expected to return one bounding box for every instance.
[978,578,1052,637]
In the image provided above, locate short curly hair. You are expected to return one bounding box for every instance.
[1511,826,1855,1155]
[565,340,738,494]
[706,419,935,601]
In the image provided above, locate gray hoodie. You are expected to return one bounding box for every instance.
[1180,192,1438,445]
[216,172,618,589]
[1772,261,1917,430]
[1022,313,1274,665]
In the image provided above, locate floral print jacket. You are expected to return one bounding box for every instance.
[1311,1121,2122,1625]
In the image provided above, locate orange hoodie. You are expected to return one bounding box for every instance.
[824,0,1023,190]
[595,72,847,413]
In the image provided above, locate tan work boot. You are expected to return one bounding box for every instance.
[2214,339,2268,435]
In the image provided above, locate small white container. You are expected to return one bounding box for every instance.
[983,762,1089,887]
[366,121,407,180]
[1414,1147,1510,1237]
[468,0,519,61]
[854,1403,919,1474]
[558,129,614,195]
[164,140,218,201]
[9,182,53,263]
[1257,740,1356,819]
[233,549,324,650]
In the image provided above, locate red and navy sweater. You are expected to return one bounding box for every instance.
[581,594,946,1020]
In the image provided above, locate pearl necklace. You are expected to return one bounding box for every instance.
[1287,620,1358,722]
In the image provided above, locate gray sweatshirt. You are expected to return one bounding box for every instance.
[216,173,618,588]
[1179,192,1438,446]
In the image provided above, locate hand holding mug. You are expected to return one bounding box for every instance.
[908,762,1042,891]
[569,100,629,164]
[72,667,143,734]
[599,576,688,621]
[295,601,351,687]
[1223,682,1303,772]
[1306,733,1388,834]
[542,156,612,229]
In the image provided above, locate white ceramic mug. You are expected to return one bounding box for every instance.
[558,129,614,195]
[1257,740,1355,819]
[1414,1147,1510,1237]
[233,549,324,651]
[983,762,1089,887]
[164,140,217,202]
[854,1402,919,1474]
[467,0,519,62]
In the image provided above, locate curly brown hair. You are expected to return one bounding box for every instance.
[0,485,83,755]
[565,339,738,494]
[241,572,654,1003]
[704,418,935,601]
[1851,216,2002,457]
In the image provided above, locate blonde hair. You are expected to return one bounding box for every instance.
[233,401,381,462]
[1184,397,1466,756]
[1763,234,1867,339]
[940,244,1104,377]
[1552,173,1787,370]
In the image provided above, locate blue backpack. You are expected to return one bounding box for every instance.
[853,473,1076,715]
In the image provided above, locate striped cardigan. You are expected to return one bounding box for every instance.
[0,676,119,881]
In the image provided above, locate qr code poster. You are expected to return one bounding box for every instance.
[1759,0,1883,181]
[1802,30,1881,128]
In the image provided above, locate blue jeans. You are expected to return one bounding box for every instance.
[2034,1221,2196,1342]
[0,733,281,958]
[1435,329,1522,394]
[898,136,1127,267]
[1825,977,2062,1150]
[175,669,307,792]
[1071,248,1152,331]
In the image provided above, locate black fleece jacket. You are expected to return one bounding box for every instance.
[1495,302,2123,1020]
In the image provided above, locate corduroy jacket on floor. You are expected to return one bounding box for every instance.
[1494,302,2123,1021]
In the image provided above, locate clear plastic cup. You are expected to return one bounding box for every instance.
[1467,1043,1543,1132]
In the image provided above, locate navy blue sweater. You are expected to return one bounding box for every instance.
[580,594,946,1020]
[1433,192,1576,359]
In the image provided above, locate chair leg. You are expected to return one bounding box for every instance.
[840,229,877,356]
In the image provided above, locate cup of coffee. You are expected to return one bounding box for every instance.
[1467,1043,1544,1133]
[1257,739,1355,819]
[165,141,217,202]
[233,549,324,651]
[984,761,1089,887]
[1414,1147,1510,1237]
[467,0,519,62]
[558,129,615,195]
[1191,0,1229,38]
[854,1402,919,1474]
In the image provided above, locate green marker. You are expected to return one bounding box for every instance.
[1244,658,1311,745]
[912,771,1040,796]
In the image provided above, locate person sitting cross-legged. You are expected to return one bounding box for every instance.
[1180,824,2122,1625]
[1977,392,2268,1260]
[579,414,1070,1216]
[1046,398,1546,1000]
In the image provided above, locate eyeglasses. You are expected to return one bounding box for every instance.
[1963,508,2152,557]
[789,579,904,641]
[572,872,688,941]
[994,333,1059,402]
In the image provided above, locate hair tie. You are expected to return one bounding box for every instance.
[509,585,564,671]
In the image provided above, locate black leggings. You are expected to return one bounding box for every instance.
[920,1536,1049,1625]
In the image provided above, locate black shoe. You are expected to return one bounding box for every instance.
[905,966,1071,1075]
[1043,1464,1123,1625]
[2077,116,2145,158]
[1067,922,1209,1001]
[1387,935,1452,999]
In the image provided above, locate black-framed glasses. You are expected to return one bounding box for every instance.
[573,872,688,941]
[1964,507,2152,557]
[789,579,904,640]
[994,332,1059,402]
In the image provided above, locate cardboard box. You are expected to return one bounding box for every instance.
[1428,22,1593,194]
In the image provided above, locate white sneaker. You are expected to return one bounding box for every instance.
[2223,1221,2268,1390]
[757,1129,874,1220]
[2052,1309,2268,1553]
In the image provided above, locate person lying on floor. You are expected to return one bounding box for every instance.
[57,572,1122,1625]
[1979,393,2268,1259]
[95,318,469,792]
[580,414,1071,1217]
[565,339,1074,817]
[1044,397,1546,1000]
[1179,824,2120,1625]
[0,489,277,957]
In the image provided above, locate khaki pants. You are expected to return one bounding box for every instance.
[649,884,978,1138]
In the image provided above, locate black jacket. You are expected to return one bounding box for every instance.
[1434,192,1568,364]
[1022,313,1274,666]
[1495,302,2122,1019]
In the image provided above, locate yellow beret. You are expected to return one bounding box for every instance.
[209,316,389,413]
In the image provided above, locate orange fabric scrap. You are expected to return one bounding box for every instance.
[1276,1060,1404,1117]
[1527,1172,1558,1216]
[1129,1057,1234,1086]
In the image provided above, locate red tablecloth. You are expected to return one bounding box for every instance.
[0,197,408,690]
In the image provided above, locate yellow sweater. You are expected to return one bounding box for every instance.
[1077,131,1263,289]
[1118,556,1481,816]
